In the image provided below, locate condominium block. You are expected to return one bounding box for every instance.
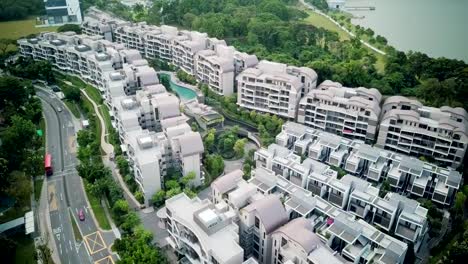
[81,7,129,41]
[165,193,244,264]
[298,80,382,143]
[172,31,209,74]
[237,61,318,119]
[377,96,468,168]
[195,44,235,96]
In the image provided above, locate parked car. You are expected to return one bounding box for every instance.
[78,209,85,221]
[57,107,62,112]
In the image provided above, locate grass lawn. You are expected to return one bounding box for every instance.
[302,10,350,41]
[69,211,83,241]
[13,233,35,264]
[34,179,44,201]
[64,99,81,119]
[84,183,111,230]
[0,18,59,40]
[100,105,113,132]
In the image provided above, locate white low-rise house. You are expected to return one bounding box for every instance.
[297,80,382,143]
[377,96,468,169]
[165,193,244,264]
[237,60,317,119]
[327,0,347,10]
[390,193,428,250]
[239,195,289,264]
[272,122,462,206]
[271,218,346,264]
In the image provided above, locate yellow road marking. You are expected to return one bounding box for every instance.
[94,256,114,264]
[84,231,106,254]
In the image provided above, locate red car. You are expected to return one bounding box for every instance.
[78,209,85,221]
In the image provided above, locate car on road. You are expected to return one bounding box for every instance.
[57,107,62,112]
[78,209,85,221]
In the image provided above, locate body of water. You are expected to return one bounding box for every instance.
[346,0,468,62]
[159,73,198,101]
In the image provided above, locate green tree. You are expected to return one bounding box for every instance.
[151,190,166,207]
[134,191,145,204]
[57,24,82,34]
[181,171,196,188]
[204,129,216,152]
[120,211,141,233]
[234,138,247,158]
[62,84,81,102]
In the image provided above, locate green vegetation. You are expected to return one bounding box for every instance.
[330,165,346,179]
[112,227,168,264]
[0,19,58,40]
[57,24,82,34]
[151,170,198,208]
[84,181,111,230]
[306,0,329,11]
[34,178,44,201]
[243,149,257,180]
[63,100,81,118]
[0,0,44,21]
[0,76,43,223]
[142,0,468,109]
[302,10,349,41]
[69,211,83,241]
[176,69,197,85]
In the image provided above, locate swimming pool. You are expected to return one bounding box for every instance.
[159,73,197,101]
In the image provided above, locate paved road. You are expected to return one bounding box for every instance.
[38,88,117,264]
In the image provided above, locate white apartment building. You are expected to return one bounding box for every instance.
[18,32,205,204]
[239,195,289,264]
[298,80,382,143]
[172,31,209,74]
[237,61,318,119]
[195,44,235,96]
[377,96,468,168]
[44,0,82,25]
[81,7,129,41]
[143,25,179,61]
[165,193,244,264]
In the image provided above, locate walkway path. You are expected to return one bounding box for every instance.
[81,90,142,209]
[299,0,386,55]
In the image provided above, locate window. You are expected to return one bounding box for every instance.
[255,216,260,228]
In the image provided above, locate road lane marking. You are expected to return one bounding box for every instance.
[94,256,114,264]
[84,231,106,254]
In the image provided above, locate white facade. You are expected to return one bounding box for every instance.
[237,61,317,119]
[298,80,381,143]
[165,194,244,264]
[377,96,468,169]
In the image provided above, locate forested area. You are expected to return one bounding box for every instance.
[0,76,43,222]
[141,0,468,109]
[0,0,44,21]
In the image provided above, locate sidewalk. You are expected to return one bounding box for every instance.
[81,90,142,209]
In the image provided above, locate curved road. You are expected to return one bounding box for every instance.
[38,88,117,264]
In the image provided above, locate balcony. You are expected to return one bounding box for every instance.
[396,225,417,242]
[348,202,366,218]
[373,215,392,229]
[328,192,344,207]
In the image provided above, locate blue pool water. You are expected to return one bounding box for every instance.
[159,73,197,101]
